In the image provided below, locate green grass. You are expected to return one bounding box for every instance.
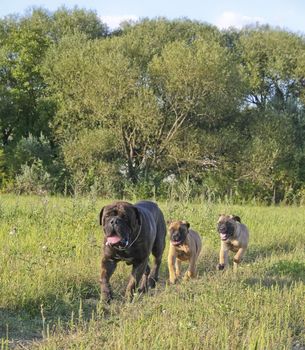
[0,195,304,349]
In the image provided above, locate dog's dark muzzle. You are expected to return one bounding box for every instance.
[170,232,185,246]
[217,223,234,241]
[106,217,130,247]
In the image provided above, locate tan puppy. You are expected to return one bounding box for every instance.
[168,220,202,284]
[217,214,249,271]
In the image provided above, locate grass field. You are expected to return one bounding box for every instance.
[0,194,304,349]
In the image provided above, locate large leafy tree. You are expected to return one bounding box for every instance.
[43,32,162,185]
[43,20,243,189]
[51,6,108,41]
[0,7,108,189]
[2,12,305,200]
[238,27,305,109]
[230,27,305,201]
[147,37,243,177]
[0,9,52,144]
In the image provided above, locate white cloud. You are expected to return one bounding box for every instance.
[216,11,264,29]
[100,15,138,30]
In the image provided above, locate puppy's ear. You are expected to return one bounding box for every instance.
[182,221,190,229]
[231,215,241,223]
[166,219,173,225]
[218,213,225,221]
[99,207,105,226]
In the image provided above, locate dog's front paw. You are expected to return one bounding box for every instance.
[138,285,148,294]
[169,277,177,284]
[183,271,191,281]
[217,263,225,271]
[148,277,157,288]
[101,291,113,303]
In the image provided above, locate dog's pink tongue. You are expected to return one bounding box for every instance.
[220,233,227,240]
[107,235,121,244]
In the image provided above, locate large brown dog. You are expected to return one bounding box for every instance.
[99,200,166,302]
[217,214,249,271]
[168,220,202,284]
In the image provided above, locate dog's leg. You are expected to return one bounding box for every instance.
[138,264,151,293]
[100,258,117,302]
[149,238,165,288]
[184,256,196,280]
[218,245,228,270]
[233,247,246,272]
[148,254,163,288]
[168,247,177,284]
[126,258,149,300]
[175,258,182,278]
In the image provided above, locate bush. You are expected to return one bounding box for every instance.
[15,159,52,195]
[62,128,123,196]
[10,133,53,171]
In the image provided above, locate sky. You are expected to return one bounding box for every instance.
[0,0,305,34]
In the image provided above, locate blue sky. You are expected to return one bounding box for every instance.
[1,0,305,34]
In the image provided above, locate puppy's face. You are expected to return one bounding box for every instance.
[217,214,239,241]
[169,221,190,246]
[100,202,140,248]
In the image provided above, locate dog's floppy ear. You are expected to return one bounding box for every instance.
[218,214,226,222]
[231,215,241,223]
[133,206,141,226]
[182,220,190,229]
[99,207,105,226]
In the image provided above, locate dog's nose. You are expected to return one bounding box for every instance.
[110,218,119,226]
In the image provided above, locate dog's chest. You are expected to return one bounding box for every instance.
[175,245,191,261]
[226,239,240,252]
[111,247,146,265]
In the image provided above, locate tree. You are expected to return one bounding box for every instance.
[148,37,243,177]
[0,7,109,189]
[44,33,164,185]
[231,27,305,202]
[43,20,243,190]
[238,27,305,109]
[0,9,52,144]
[51,6,108,41]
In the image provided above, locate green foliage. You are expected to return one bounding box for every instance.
[0,9,51,144]
[43,21,243,191]
[4,133,68,195]
[62,128,124,195]
[149,37,242,123]
[51,6,108,41]
[14,159,52,194]
[238,28,305,108]
[10,133,53,170]
[0,147,6,186]
[1,13,305,202]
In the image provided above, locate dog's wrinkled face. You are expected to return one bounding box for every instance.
[100,201,140,248]
[217,214,239,241]
[169,221,190,246]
